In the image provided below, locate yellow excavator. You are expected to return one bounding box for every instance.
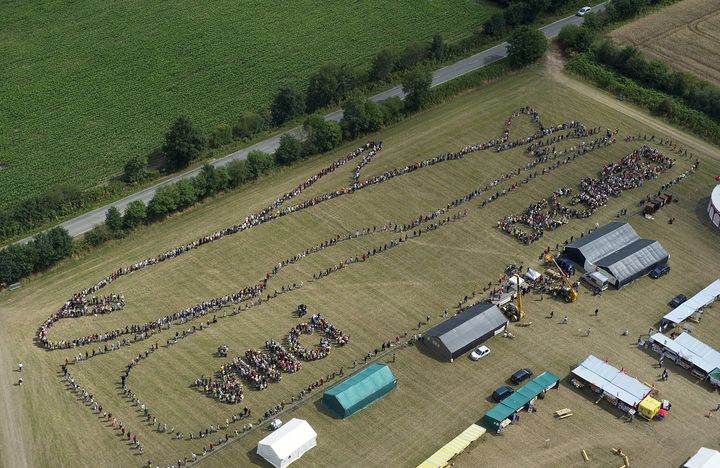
[501,274,525,321]
[544,254,578,303]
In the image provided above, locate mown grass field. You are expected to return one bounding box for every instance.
[0,0,499,209]
[610,0,720,86]
[1,63,720,468]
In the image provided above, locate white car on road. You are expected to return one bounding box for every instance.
[577,6,592,16]
[470,345,491,361]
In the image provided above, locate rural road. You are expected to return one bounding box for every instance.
[14,4,605,245]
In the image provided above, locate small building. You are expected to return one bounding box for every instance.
[649,332,720,380]
[685,447,720,468]
[322,363,397,419]
[424,302,508,362]
[661,279,720,328]
[564,222,668,288]
[257,418,317,468]
[570,355,652,414]
[482,371,560,432]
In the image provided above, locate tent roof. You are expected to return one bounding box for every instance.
[595,238,668,284]
[525,268,541,280]
[426,302,507,355]
[566,222,640,264]
[483,403,516,424]
[572,355,651,407]
[651,333,720,374]
[663,279,720,325]
[709,368,720,380]
[532,371,560,390]
[323,363,396,416]
[685,447,720,468]
[257,419,317,461]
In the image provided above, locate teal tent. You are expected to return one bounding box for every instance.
[322,363,397,419]
[483,403,516,430]
[532,371,560,391]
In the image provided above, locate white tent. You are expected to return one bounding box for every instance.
[685,447,720,468]
[525,268,541,281]
[257,418,317,468]
[662,279,720,327]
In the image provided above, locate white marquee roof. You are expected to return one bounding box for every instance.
[257,419,317,463]
[663,279,720,326]
[572,355,651,407]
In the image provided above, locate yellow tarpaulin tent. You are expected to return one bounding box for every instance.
[417,423,486,468]
[638,395,661,419]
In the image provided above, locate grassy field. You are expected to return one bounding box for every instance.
[0,0,498,209]
[610,0,720,86]
[1,62,720,468]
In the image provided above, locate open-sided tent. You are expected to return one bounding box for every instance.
[709,369,720,387]
[257,418,317,468]
[424,302,508,362]
[685,447,720,468]
[650,332,720,377]
[322,363,396,419]
[482,370,560,431]
[661,279,720,327]
[571,355,651,411]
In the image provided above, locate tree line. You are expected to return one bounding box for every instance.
[0,0,593,246]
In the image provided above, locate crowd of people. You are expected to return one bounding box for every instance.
[39,107,702,466]
[196,314,349,402]
[498,145,676,244]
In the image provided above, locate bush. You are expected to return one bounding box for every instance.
[105,206,123,233]
[430,33,445,61]
[175,178,199,208]
[84,224,112,247]
[246,150,274,179]
[232,112,267,140]
[402,68,433,112]
[483,13,507,38]
[364,100,384,133]
[194,164,229,197]
[369,48,399,82]
[122,155,148,184]
[274,134,304,165]
[655,98,674,116]
[506,26,548,68]
[30,227,72,271]
[162,116,206,170]
[122,200,147,230]
[147,184,181,220]
[209,124,233,148]
[271,85,306,125]
[397,42,429,70]
[306,64,359,112]
[380,97,405,124]
[341,93,370,140]
[303,114,342,155]
[226,159,252,188]
[0,243,37,284]
[558,24,594,53]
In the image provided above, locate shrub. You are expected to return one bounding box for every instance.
[303,114,342,155]
[105,206,123,233]
[506,26,547,68]
[369,48,399,81]
[122,155,148,184]
[209,124,233,148]
[162,116,206,169]
[274,134,304,165]
[271,85,306,125]
[380,97,405,124]
[122,200,147,230]
[232,112,267,140]
[558,24,594,53]
[402,68,433,112]
[306,64,359,112]
[246,150,274,179]
[226,159,252,188]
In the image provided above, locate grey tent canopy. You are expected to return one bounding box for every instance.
[424,302,508,361]
[564,222,668,288]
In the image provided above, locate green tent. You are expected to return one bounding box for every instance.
[322,363,397,419]
[709,368,720,385]
[483,403,515,430]
[532,371,560,390]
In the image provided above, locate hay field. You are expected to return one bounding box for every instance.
[611,0,720,86]
[0,0,498,208]
[1,65,720,468]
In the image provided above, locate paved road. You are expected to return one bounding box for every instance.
[14,4,604,245]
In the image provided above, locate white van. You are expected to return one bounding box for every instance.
[582,271,609,291]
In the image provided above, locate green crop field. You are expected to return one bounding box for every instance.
[1,63,720,468]
[0,0,499,209]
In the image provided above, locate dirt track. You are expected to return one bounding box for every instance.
[544,46,720,162]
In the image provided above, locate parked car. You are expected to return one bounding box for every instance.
[669,294,688,308]
[577,6,591,16]
[511,368,533,385]
[492,386,514,402]
[470,345,491,361]
[649,264,671,279]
